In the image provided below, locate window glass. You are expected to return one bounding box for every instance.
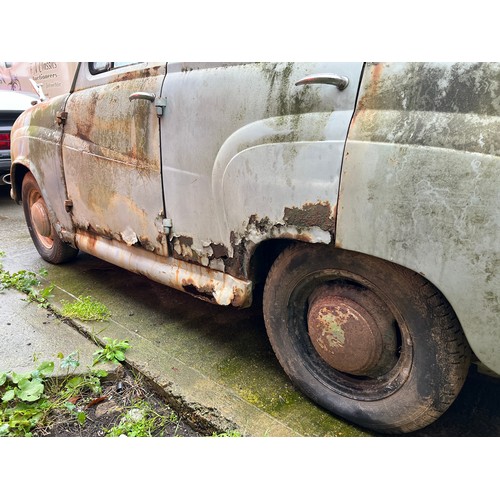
[114,62,139,68]
[89,62,142,75]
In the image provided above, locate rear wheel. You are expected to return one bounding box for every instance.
[263,244,471,434]
[22,172,78,264]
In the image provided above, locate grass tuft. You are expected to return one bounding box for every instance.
[61,295,111,321]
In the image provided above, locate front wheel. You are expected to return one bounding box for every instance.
[263,244,471,434]
[22,172,78,264]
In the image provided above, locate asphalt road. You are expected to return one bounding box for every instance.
[1,184,499,437]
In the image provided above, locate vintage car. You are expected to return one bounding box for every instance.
[9,62,500,433]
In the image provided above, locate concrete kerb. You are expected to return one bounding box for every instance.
[46,283,301,437]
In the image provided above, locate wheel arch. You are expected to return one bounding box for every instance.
[21,171,79,263]
[12,162,76,247]
[246,237,296,286]
[11,162,60,229]
[10,161,31,204]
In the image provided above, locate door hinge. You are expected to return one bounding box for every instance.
[155,97,167,117]
[162,218,172,235]
[64,199,73,212]
[56,111,68,125]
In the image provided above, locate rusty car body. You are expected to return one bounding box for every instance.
[9,62,500,433]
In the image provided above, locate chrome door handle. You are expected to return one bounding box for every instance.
[129,92,156,102]
[129,92,167,117]
[295,74,349,90]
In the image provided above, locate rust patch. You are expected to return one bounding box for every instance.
[107,65,164,84]
[248,214,271,232]
[225,209,335,280]
[172,235,196,261]
[171,235,231,271]
[76,222,157,253]
[181,279,250,308]
[356,62,385,112]
[229,285,249,307]
[177,235,193,247]
[138,236,155,252]
[283,202,336,233]
[226,230,250,279]
[211,243,229,259]
[182,280,217,302]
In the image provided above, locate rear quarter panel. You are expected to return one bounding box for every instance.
[337,62,500,375]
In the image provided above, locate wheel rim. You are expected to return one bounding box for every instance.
[28,189,54,250]
[307,283,398,377]
[289,269,413,401]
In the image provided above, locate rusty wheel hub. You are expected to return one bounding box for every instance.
[307,283,398,377]
[31,198,52,238]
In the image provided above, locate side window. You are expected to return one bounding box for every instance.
[89,62,141,75]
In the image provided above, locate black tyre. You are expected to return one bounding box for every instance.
[263,244,471,433]
[22,172,78,264]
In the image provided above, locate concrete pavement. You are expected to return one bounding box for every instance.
[0,286,121,378]
[0,284,299,436]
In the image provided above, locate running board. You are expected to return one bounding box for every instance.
[74,231,253,308]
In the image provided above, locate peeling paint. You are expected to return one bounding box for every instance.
[283,202,336,234]
[210,243,229,259]
[121,227,138,246]
[169,199,335,280]
[74,230,252,308]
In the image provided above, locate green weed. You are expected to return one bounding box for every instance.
[0,251,53,308]
[105,401,177,437]
[0,354,110,437]
[0,361,54,436]
[93,337,130,365]
[61,295,111,321]
[211,430,242,437]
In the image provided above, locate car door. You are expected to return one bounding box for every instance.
[159,62,364,274]
[61,62,169,255]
